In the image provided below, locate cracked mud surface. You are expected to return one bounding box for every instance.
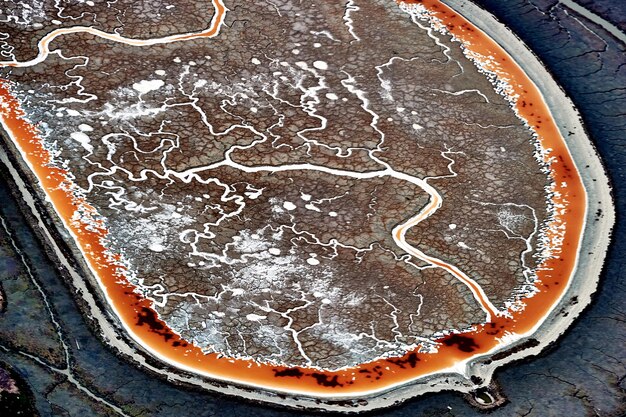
[0,0,623,416]
[0,0,549,370]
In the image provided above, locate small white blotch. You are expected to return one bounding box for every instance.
[328,211,338,217]
[307,254,320,266]
[305,204,321,212]
[268,248,281,256]
[449,224,457,230]
[251,57,261,65]
[313,60,328,70]
[300,193,311,201]
[132,79,165,94]
[70,132,93,152]
[325,93,338,100]
[66,109,80,117]
[283,201,297,211]
[51,19,62,25]
[412,123,424,130]
[396,107,405,113]
[148,243,164,252]
[313,42,322,48]
[245,189,262,199]
[321,298,332,304]
[246,313,267,321]
[292,49,300,55]
[231,288,245,296]
[155,69,166,76]
[250,107,258,113]
[500,147,506,152]
[387,117,393,122]
[313,291,324,298]
[78,123,93,132]
[458,241,471,249]
[173,57,182,63]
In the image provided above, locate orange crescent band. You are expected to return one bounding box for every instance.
[0,0,585,396]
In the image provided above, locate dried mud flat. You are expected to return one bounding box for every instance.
[0,0,614,413]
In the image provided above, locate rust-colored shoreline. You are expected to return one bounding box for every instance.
[0,0,586,397]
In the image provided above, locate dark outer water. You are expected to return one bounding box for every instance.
[0,1,624,416]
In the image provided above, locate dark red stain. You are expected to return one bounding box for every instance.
[310,373,343,387]
[484,322,505,336]
[273,368,305,378]
[135,307,174,342]
[442,334,479,352]
[386,352,421,368]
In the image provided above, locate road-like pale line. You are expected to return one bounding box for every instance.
[0,0,228,68]
[558,0,626,45]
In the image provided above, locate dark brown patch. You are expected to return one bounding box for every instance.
[442,334,479,352]
[273,368,305,378]
[310,373,343,387]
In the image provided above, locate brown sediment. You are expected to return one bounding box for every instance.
[0,0,586,396]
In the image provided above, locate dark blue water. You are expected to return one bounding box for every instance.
[0,1,624,416]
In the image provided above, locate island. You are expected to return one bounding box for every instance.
[0,0,613,412]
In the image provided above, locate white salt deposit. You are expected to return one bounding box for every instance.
[70,132,93,152]
[148,243,164,252]
[132,79,165,94]
[313,60,328,70]
[283,201,297,211]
